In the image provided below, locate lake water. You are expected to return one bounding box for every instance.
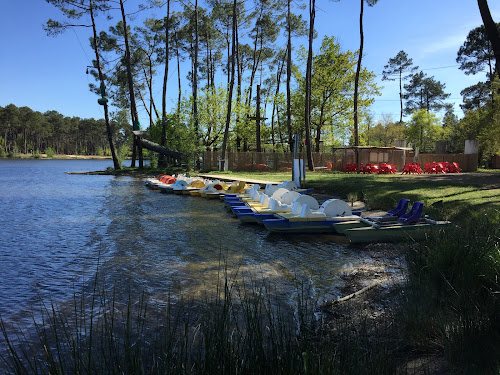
[0,159,368,330]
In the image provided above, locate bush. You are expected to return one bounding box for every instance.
[45,147,55,158]
[117,145,130,167]
[95,146,105,156]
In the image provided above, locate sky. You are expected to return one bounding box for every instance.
[1,0,500,126]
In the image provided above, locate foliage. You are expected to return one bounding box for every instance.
[456,23,500,111]
[457,23,499,76]
[0,136,5,157]
[148,111,195,163]
[44,147,56,158]
[0,104,122,156]
[456,92,500,158]
[0,266,401,375]
[404,71,450,114]
[116,144,130,167]
[360,115,405,147]
[381,50,418,122]
[460,80,492,111]
[404,109,444,152]
[293,36,380,150]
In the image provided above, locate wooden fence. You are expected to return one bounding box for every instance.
[202,151,478,172]
[491,155,500,169]
[405,153,478,172]
[202,151,332,172]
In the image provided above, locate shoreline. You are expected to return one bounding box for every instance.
[3,154,113,160]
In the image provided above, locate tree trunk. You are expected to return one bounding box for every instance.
[256,84,262,152]
[159,1,170,167]
[90,1,120,170]
[235,18,242,151]
[176,32,182,127]
[193,0,200,150]
[287,0,293,152]
[220,0,237,171]
[139,138,181,159]
[399,68,403,123]
[271,57,284,150]
[120,0,142,168]
[477,0,500,78]
[353,0,364,170]
[304,0,315,171]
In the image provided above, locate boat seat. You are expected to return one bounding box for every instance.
[386,198,409,217]
[398,201,424,225]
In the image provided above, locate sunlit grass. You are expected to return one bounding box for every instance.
[203,170,500,222]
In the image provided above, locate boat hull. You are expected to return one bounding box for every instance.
[344,221,451,243]
[263,218,339,233]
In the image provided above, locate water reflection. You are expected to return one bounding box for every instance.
[0,159,367,332]
[99,179,363,308]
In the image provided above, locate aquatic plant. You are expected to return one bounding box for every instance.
[0,268,400,375]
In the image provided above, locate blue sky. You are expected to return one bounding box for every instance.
[1,0,499,125]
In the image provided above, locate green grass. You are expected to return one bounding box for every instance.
[204,170,500,223]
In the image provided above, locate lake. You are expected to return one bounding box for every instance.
[0,159,368,330]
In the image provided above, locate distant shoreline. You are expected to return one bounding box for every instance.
[2,154,112,160]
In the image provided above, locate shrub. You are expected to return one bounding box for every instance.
[45,147,55,158]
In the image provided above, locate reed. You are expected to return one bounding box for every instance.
[401,211,500,373]
[0,267,401,374]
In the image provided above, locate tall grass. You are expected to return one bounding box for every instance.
[400,210,500,373]
[0,265,401,375]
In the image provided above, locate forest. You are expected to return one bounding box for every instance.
[1,0,499,168]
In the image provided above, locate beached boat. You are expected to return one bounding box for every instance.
[262,199,359,233]
[231,188,291,217]
[145,174,177,190]
[337,201,451,243]
[174,179,206,195]
[343,218,451,243]
[237,192,318,223]
[333,198,410,234]
[199,182,228,198]
[160,179,189,194]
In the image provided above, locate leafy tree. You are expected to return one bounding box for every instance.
[477,0,500,78]
[220,0,237,170]
[453,84,500,159]
[457,24,499,77]
[360,115,405,147]
[45,0,120,169]
[284,0,307,152]
[441,105,463,152]
[404,71,450,114]
[0,104,20,154]
[460,81,492,111]
[382,50,418,123]
[405,109,444,152]
[457,23,500,110]
[294,36,379,152]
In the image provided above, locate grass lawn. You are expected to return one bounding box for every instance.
[205,170,500,223]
